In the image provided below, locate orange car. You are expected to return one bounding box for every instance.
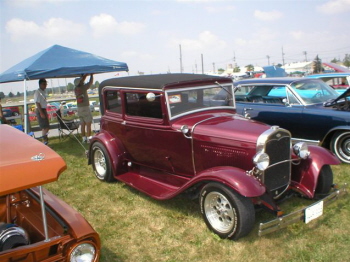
[0,125,100,261]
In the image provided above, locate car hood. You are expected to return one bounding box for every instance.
[173,112,271,144]
[323,88,350,110]
[0,125,67,196]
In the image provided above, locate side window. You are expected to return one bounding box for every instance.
[125,92,162,119]
[106,90,122,113]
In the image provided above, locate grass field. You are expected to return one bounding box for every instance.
[45,137,349,262]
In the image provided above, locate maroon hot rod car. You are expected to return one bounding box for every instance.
[88,74,345,240]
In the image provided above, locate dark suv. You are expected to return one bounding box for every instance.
[88,74,345,240]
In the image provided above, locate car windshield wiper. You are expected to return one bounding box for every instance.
[215,81,233,97]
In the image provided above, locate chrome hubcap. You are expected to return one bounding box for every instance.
[336,132,350,162]
[204,192,236,233]
[93,149,106,179]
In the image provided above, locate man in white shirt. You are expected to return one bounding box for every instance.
[34,78,49,144]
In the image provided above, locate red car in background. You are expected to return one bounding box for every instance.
[29,104,57,121]
[3,106,20,116]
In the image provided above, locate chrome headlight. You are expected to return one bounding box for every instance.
[70,243,96,262]
[253,152,270,171]
[293,142,310,159]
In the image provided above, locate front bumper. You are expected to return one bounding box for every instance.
[258,183,347,236]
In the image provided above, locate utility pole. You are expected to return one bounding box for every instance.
[212,63,215,74]
[179,44,183,73]
[281,46,285,65]
[303,51,308,62]
[201,54,204,74]
[266,55,270,66]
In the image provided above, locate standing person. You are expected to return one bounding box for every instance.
[34,78,49,144]
[74,74,94,143]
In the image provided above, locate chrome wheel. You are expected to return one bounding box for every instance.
[204,191,236,234]
[91,142,114,182]
[93,148,107,180]
[200,182,255,240]
[331,131,350,164]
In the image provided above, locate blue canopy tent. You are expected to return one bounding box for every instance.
[0,44,128,132]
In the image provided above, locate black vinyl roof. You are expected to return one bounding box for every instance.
[99,73,230,90]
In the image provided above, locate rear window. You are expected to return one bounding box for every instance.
[105,90,122,113]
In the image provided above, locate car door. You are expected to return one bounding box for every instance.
[115,91,194,175]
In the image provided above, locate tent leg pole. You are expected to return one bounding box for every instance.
[24,79,28,133]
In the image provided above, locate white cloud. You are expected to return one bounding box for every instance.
[172,31,227,51]
[90,13,145,38]
[43,18,85,39]
[254,10,283,21]
[5,18,85,41]
[290,30,305,40]
[317,0,350,14]
[204,5,235,13]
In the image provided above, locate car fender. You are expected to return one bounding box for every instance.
[88,131,127,176]
[194,166,266,197]
[321,125,350,147]
[291,145,340,198]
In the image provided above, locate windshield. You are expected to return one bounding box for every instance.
[166,84,234,118]
[290,80,339,105]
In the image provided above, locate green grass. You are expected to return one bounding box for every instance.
[45,137,350,262]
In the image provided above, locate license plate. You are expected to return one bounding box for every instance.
[304,201,324,224]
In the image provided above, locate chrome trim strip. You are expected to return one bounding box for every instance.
[102,86,161,92]
[291,137,320,146]
[256,126,292,152]
[190,116,220,175]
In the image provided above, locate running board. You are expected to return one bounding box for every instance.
[116,172,181,200]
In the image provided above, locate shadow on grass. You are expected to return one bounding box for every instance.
[100,247,125,262]
[50,136,89,157]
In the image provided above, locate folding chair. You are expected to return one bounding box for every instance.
[56,109,80,140]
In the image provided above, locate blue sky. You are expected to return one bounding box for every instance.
[1,0,350,93]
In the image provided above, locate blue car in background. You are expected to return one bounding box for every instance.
[306,72,350,94]
[234,77,350,163]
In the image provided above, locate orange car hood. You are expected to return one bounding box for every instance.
[0,125,67,196]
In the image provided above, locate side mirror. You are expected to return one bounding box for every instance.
[282,98,290,106]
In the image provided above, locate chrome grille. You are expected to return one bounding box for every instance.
[258,127,291,194]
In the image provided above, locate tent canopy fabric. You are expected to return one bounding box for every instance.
[0,44,128,83]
